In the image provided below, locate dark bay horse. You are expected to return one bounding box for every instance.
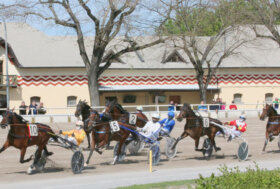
[84,110,137,165]
[172,103,224,154]
[260,104,280,151]
[103,100,148,127]
[0,110,56,174]
[84,102,148,165]
[75,100,92,149]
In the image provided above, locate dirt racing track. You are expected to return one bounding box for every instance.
[0,118,280,188]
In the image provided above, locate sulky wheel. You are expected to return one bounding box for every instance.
[113,142,126,162]
[147,144,160,166]
[165,137,177,159]
[237,141,249,161]
[202,138,213,160]
[127,139,145,155]
[71,151,84,174]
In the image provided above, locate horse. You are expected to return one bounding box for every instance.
[84,101,148,166]
[103,100,148,127]
[84,110,138,165]
[75,100,92,149]
[260,104,280,152]
[0,110,56,174]
[172,103,224,154]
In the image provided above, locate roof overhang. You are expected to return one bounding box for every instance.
[99,85,219,92]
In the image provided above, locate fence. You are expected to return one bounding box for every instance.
[0,103,275,123]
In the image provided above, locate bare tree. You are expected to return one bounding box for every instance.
[249,0,280,46]
[0,0,166,106]
[160,0,250,103]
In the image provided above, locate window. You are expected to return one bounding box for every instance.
[123,95,136,103]
[265,93,273,103]
[67,96,77,107]
[153,95,166,103]
[30,96,40,105]
[162,50,186,63]
[233,93,242,104]
[105,96,117,104]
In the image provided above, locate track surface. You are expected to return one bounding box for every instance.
[0,118,279,188]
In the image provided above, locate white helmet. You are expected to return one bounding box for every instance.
[151,113,160,119]
[136,106,143,111]
[76,120,84,126]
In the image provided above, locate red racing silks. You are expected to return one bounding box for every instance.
[27,124,31,138]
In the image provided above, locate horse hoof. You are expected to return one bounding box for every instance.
[216,147,221,152]
[27,167,33,175]
[47,152,53,156]
[111,161,116,165]
[84,163,88,167]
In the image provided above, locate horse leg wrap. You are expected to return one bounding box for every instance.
[111,156,118,165]
[269,133,275,142]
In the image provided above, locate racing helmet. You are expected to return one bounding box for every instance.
[76,120,84,126]
[168,111,175,119]
[136,106,143,111]
[151,113,160,119]
[239,115,246,120]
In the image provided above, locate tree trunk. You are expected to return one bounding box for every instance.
[197,74,207,103]
[88,70,100,106]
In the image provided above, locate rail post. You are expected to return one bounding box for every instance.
[149,150,152,173]
[31,116,35,124]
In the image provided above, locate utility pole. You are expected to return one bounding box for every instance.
[1,19,9,109]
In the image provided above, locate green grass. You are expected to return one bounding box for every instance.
[117,164,280,189]
[116,179,194,189]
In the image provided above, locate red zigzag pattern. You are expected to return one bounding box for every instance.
[16,74,280,86]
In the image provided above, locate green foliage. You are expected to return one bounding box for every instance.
[162,0,256,36]
[196,164,280,189]
[117,179,194,189]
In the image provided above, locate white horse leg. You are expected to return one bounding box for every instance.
[111,156,118,165]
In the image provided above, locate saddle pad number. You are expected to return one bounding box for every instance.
[203,118,210,128]
[29,124,38,136]
[110,121,120,132]
[129,114,137,125]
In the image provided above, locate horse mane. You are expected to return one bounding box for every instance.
[13,112,28,123]
[269,105,278,115]
[115,103,128,114]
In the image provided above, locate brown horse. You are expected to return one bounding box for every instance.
[260,104,280,151]
[172,103,224,154]
[85,102,148,166]
[0,110,56,174]
[84,110,137,166]
[75,100,92,149]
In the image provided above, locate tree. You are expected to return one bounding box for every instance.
[160,0,250,103]
[0,0,166,106]
[248,0,280,46]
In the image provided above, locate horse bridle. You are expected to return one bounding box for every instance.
[1,111,13,128]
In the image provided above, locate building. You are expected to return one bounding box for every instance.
[0,23,280,114]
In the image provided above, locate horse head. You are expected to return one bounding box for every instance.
[75,100,90,118]
[1,110,13,128]
[177,103,193,122]
[86,110,101,130]
[260,104,277,121]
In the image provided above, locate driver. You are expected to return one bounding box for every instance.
[139,113,161,141]
[136,106,143,113]
[159,111,175,136]
[59,120,86,146]
[224,115,247,141]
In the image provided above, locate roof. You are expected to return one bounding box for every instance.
[0,23,280,69]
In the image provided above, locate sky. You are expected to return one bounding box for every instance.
[0,0,166,36]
